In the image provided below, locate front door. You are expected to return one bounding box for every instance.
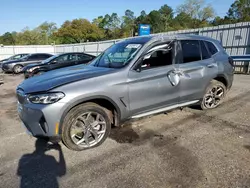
[128,42,180,117]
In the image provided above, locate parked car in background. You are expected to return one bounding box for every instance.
[17,34,234,151]
[23,52,96,78]
[2,53,53,74]
[0,53,29,69]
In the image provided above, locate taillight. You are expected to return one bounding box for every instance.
[228,57,234,67]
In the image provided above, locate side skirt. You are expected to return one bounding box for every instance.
[131,100,199,119]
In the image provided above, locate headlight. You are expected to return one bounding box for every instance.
[28,92,65,104]
[28,66,40,72]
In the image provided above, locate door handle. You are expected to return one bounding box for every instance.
[207,64,216,68]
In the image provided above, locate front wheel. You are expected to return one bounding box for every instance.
[13,65,23,74]
[201,80,226,110]
[61,103,111,151]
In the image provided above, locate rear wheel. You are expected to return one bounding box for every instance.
[201,80,226,110]
[13,64,23,74]
[61,103,111,151]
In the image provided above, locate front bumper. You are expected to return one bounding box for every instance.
[23,71,32,79]
[17,100,66,138]
[2,64,13,72]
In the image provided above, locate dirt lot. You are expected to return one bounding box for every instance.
[0,74,250,188]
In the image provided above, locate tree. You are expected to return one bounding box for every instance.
[122,9,136,37]
[54,19,104,43]
[172,12,194,29]
[147,10,165,33]
[227,0,250,22]
[95,13,122,39]
[177,0,215,28]
[0,32,15,45]
[15,28,43,45]
[158,4,174,31]
[37,22,58,44]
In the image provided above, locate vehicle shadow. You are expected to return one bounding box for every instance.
[16,139,66,188]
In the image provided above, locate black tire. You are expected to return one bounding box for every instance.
[201,80,226,110]
[61,103,111,151]
[13,64,23,74]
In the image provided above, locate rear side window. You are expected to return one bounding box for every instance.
[205,41,218,55]
[200,41,211,60]
[38,54,51,59]
[28,55,39,60]
[78,54,93,61]
[181,40,201,63]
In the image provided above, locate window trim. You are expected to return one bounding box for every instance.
[132,40,176,72]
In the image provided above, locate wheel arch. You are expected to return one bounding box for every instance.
[59,96,121,134]
[213,74,228,89]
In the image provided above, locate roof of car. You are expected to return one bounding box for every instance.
[26,53,52,56]
[58,52,95,56]
[122,34,219,44]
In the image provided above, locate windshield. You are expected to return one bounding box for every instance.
[41,55,59,64]
[91,41,145,68]
[9,54,23,60]
[20,54,31,60]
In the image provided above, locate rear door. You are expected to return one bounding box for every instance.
[177,40,218,103]
[24,54,41,65]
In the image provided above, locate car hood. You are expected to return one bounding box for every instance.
[18,65,116,93]
[22,62,42,71]
[0,59,7,63]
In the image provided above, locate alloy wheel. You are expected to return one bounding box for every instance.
[204,85,225,109]
[70,111,107,148]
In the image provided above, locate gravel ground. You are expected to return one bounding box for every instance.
[0,74,250,188]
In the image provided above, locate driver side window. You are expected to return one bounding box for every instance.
[55,54,69,63]
[141,43,173,70]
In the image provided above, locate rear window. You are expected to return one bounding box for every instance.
[200,41,211,60]
[205,41,218,55]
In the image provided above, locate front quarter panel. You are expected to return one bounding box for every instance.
[50,70,130,126]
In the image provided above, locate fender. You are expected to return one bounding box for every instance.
[203,74,229,95]
[58,95,121,134]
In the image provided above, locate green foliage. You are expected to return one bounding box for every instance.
[176,0,215,28]
[227,0,250,21]
[0,0,247,45]
[0,32,15,45]
[54,19,104,43]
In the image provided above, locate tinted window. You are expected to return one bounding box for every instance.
[55,54,77,64]
[181,40,201,63]
[77,54,93,61]
[205,41,218,55]
[141,43,173,69]
[38,54,51,59]
[200,41,211,60]
[28,55,40,60]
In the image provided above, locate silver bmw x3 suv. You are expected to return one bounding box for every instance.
[17,34,234,151]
